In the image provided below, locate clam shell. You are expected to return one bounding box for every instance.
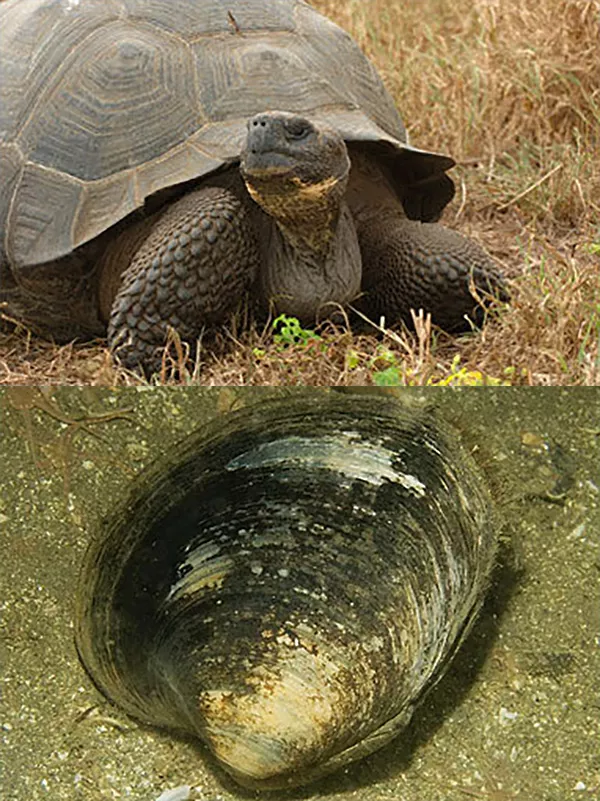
[75,393,497,790]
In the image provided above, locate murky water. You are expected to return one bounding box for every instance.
[1,388,598,801]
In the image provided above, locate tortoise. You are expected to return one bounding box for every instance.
[0,0,505,373]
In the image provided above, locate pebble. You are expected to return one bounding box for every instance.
[499,706,518,724]
[155,786,191,801]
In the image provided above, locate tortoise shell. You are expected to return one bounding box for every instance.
[0,0,454,270]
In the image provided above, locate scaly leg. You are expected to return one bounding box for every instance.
[108,185,260,374]
[356,215,507,331]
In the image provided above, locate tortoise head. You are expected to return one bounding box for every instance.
[240,111,350,228]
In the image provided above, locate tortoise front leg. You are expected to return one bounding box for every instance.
[355,216,507,331]
[107,185,260,374]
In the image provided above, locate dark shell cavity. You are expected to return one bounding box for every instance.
[75,393,497,790]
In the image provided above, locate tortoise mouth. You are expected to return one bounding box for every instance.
[240,149,298,181]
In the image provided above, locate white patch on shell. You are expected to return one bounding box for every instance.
[167,541,234,602]
[226,434,426,495]
[200,638,342,780]
[251,530,296,547]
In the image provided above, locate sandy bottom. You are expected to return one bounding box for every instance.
[0,387,598,801]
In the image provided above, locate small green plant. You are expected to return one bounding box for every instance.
[345,349,361,370]
[373,366,404,385]
[368,346,403,385]
[272,315,322,348]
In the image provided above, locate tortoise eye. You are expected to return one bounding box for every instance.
[285,120,311,140]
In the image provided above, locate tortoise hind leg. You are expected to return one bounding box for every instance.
[106,185,260,374]
[355,216,507,331]
[0,249,105,342]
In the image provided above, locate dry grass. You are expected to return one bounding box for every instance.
[1,0,598,386]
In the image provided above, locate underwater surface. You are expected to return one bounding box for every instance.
[0,388,598,801]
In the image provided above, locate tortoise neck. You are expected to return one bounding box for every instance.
[259,201,362,323]
[246,172,347,255]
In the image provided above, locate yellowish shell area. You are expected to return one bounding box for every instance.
[76,394,497,789]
